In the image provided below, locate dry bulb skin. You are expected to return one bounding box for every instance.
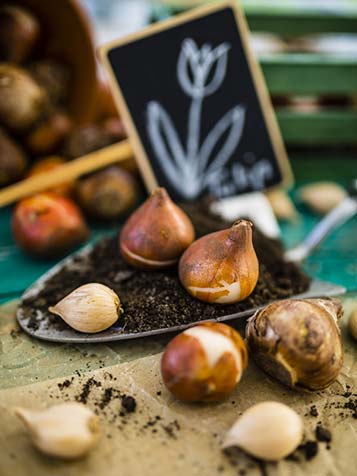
[26,112,72,155]
[222,401,303,461]
[298,182,346,215]
[179,220,259,304]
[76,166,138,220]
[161,322,248,402]
[0,5,40,63]
[27,156,75,197]
[49,283,123,333]
[0,64,47,130]
[29,60,70,106]
[15,403,100,460]
[12,193,89,258]
[246,298,344,391]
[120,187,195,269]
[348,304,357,341]
[0,127,27,186]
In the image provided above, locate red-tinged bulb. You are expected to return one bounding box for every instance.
[161,322,248,402]
[12,193,89,258]
[120,187,195,269]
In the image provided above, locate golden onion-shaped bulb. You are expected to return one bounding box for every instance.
[0,64,47,130]
[119,187,195,269]
[179,220,259,304]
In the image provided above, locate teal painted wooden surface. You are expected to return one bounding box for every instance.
[0,162,356,298]
[0,208,119,297]
[276,109,357,145]
[280,204,357,292]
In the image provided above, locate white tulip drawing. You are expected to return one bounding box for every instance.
[177,38,231,98]
[146,38,245,199]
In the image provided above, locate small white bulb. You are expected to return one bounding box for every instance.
[222,401,303,461]
[15,402,100,459]
[49,282,123,333]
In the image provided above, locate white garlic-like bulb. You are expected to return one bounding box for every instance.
[222,401,303,461]
[15,403,100,459]
[49,283,123,333]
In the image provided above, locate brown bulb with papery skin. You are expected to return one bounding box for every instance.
[27,156,75,197]
[161,322,248,402]
[0,64,47,131]
[26,112,72,155]
[0,127,27,186]
[12,193,89,258]
[179,220,259,304]
[119,187,195,269]
[246,298,343,391]
[0,5,40,63]
[29,60,70,106]
[76,166,138,221]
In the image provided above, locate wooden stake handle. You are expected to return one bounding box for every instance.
[0,140,133,208]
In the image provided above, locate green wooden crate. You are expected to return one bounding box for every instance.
[261,54,357,95]
[154,0,357,34]
[152,1,357,147]
[277,109,357,145]
[243,1,357,36]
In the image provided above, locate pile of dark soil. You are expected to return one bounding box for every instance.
[20,203,310,334]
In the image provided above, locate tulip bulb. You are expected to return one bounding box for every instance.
[246,298,344,391]
[26,112,72,155]
[15,403,99,460]
[0,64,47,130]
[179,220,258,304]
[161,322,248,402]
[0,127,27,186]
[49,283,123,333]
[0,5,40,63]
[27,156,74,196]
[222,401,303,461]
[76,166,138,220]
[29,60,70,105]
[120,187,195,269]
[12,193,89,258]
[348,304,357,341]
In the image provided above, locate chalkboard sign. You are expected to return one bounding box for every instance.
[100,1,292,202]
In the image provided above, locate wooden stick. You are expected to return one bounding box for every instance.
[0,140,133,208]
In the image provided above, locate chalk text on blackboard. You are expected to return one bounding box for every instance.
[205,154,274,197]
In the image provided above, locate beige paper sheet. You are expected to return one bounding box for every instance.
[0,297,356,476]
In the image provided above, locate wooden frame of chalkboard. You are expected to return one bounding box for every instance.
[100,0,293,202]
